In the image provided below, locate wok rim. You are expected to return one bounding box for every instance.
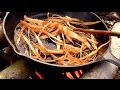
[2,12,110,68]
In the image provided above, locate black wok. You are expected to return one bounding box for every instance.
[2,12,120,72]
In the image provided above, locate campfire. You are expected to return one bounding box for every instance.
[0,12,119,79]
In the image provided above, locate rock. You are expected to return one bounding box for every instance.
[0,59,32,79]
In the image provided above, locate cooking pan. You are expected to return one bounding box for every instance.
[2,12,120,72]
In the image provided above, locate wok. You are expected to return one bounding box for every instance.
[2,12,120,72]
